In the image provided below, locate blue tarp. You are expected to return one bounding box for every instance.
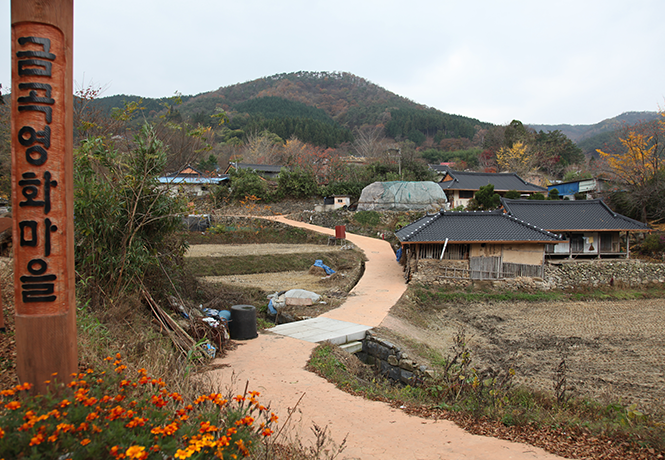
[395,248,402,262]
[313,259,335,275]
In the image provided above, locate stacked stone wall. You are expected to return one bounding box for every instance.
[357,332,434,385]
[544,260,665,289]
[411,259,665,290]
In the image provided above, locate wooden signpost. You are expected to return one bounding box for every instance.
[11,0,77,393]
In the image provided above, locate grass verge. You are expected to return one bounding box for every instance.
[307,340,665,459]
[185,251,362,277]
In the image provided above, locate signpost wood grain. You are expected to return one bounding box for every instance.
[11,0,77,393]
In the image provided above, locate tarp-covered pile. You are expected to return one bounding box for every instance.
[357,181,447,211]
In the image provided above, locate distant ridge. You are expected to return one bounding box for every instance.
[528,111,660,143]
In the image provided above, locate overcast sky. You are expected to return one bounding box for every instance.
[2,1,664,126]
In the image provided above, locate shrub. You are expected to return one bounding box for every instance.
[228,168,269,201]
[74,124,187,301]
[276,168,320,199]
[639,232,665,256]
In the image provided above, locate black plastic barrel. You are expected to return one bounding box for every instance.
[229,305,258,340]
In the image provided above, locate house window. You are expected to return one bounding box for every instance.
[459,190,474,199]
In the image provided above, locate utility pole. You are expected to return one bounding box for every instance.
[11,0,77,393]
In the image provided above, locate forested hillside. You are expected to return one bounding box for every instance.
[89,71,491,148]
[529,111,660,156]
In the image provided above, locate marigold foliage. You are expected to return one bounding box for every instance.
[0,355,277,459]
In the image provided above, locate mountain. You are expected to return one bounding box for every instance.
[91,71,493,147]
[528,112,659,143]
[528,111,661,157]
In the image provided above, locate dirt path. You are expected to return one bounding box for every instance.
[207,217,565,460]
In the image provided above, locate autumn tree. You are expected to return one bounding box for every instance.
[353,125,390,159]
[240,130,284,164]
[496,141,535,176]
[597,114,665,222]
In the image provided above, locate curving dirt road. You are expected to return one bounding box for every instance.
[207,217,565,459]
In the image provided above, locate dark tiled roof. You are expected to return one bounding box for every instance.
[501,198,649,231]
[395,210,562,243]
[439,170,546,192]
[229,163,284,173]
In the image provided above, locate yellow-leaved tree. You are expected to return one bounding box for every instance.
[597,131,660,189]
[596,111,665,222]
[495,141,535,176]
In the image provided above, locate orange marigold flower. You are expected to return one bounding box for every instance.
[104,356,113,361]
[29,433,45,446]
[48,433,58,443]
[0,427,4,439]
[114,394,125,402]
[78,422,89,432]
[80,438,91,446]
[150,395,167,408]
[18,382,33,391]
[193,395,208,405]
[83,397,98,407]
[59,399,71,408]
[125,417,148,428]
[115,365,127,373]
[0,389,15,397]
[107,405,126,421]
[116,353,122,359]
[262,428,274,437]
[86,412,99,422]
[5,401,21,410]
[270,412,278,423]
[198,421,218,433]
[233,395,245,402]
[125,445,148,460]
[47,409,62,419]
[57,423,75,433]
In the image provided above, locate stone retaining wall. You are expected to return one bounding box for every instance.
[411,258,665,290]
[545,260,665,289]
[357,332,434,385]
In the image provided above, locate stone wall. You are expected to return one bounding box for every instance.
[411,259,471,288]
[357,332,434,385]
[410,258,665,290]
[544,260,665,289]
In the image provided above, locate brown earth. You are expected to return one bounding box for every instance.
[384,298,665,416]
[190,241,665,416]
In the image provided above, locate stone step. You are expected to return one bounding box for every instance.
[339,341,363,354]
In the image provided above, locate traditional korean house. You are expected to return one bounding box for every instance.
[500,198,650,258]
[439,169,547,209]
[158,165,228,196]
[224,162,284,179]
[396,210,563,280]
